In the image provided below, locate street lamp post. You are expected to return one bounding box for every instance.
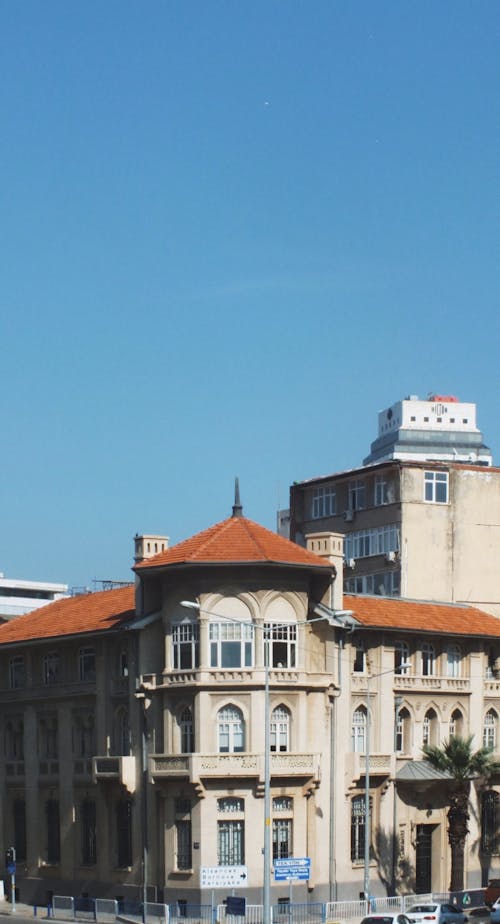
[392,696,403,893]
[363,667,371,909]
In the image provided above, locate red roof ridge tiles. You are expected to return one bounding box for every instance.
[134,515,333,570]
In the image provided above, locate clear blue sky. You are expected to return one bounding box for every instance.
[1,1,499,589]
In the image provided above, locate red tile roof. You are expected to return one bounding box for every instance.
[344,593,500,638]
[0,585,135,646]
[134,516,334,571]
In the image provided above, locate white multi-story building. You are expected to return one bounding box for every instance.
[0,573,68,620]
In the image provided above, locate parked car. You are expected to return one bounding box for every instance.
[489,897,500,923]
[485,880,500,908]
[406,903,468,924]
[360,915,413,924]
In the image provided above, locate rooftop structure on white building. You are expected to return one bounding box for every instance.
[0,573,68,620]
[363,393,492,466]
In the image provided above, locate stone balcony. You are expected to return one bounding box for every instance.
[351,674,471,694]
[345,751,394,785]
[150,751,320,795]
[92,755,136,793]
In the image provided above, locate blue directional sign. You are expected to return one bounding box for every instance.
[274,857,311,881]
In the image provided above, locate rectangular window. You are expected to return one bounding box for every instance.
[175,798,192,869]
[348,479,366,511]
[46,799,60,863]
[344,572,400,597]
[117,800,133,868]
[173,623,200,669]
[43,652,60,685]
[424,470,448,504]
[312,486,336,518]
[218,820,244,865]
[273,819,292,859]
[10,657,26,689]
[344,525,400,561]
[264,623,296,668]
[81,800,97,865]
[210,623,253,668]
[374,475,389,506]
[481,790,499,854]
[79,648,96,682]
[351,796,372,862]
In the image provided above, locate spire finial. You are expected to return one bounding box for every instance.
[232,477,243,517]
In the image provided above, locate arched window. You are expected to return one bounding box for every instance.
[218,705,245,753]
[270,705,290,753]
[447,644,462,678]
[179,706,194,753]
[484,709,498,750]
[481,790,500,854]
[396,707,411,754]
[352,706,367,753]
[423,708,438,747]
[395,641,410,675]
[449,709,464,738]
[421,643,435,677]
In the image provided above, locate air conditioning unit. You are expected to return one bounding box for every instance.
[345,558,356,569]
[343,509,355,522]
[385,550,397,562]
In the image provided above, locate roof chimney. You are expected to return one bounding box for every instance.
[134,534,169,564]
[305,531,345,611]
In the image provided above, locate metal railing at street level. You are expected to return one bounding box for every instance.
[49,890,487,924]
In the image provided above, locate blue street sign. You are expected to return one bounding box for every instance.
[274,857,311,881]
[7,863,16,876]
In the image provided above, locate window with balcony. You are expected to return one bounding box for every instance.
[424,470,448,504]
[484,709,498,750]
[351,794,371,862]
[395,641,410,675]
[312,485,336,518]
[481,790,500,854]
[422,709,438,747]
[173,622,199,670]
[43,652,60,685]
[210,622,253,669]
[352,706,367,753]
[447,644,462,678]
[270,705,290,752]
[117,799,133,868]
[218,705,245,753]
[265,622,296,668]
[79,647,96,682]
[179,705,194,753]
[218,799,244,865]
[80,799,97,865]
[175,798,192,870]
[421,643,435,677]
[9,656,26,689]
[46,799,60,863]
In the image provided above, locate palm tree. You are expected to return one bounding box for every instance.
[422,735,500,891]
